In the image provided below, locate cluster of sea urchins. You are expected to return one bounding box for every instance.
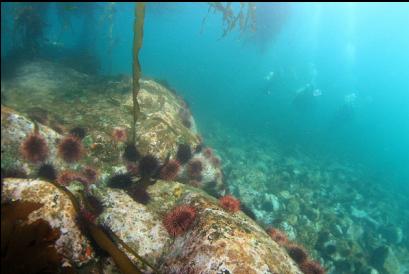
[18,125,99,191]
[267,228,326,274]
[20,127,86,165]
[18,124,325,272]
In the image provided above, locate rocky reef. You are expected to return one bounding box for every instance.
[1,60,223,193]
[1,61,307,273]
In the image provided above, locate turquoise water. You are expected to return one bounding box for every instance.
[2,2,409,273]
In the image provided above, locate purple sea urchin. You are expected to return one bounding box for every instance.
[139,155,160,178]
[20,133,49,163]
[176,144,192,164]
[37,163,57,182]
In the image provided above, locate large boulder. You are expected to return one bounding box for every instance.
[91,186,172,273]
[92,181,303,274]
[1,61,223,192]
[1,178,94,267]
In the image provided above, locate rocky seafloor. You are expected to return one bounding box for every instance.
[1,60,407,274]
[203,124,409,274]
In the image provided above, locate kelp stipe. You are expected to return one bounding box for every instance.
[131,2,145,144]
[48,181,146,274]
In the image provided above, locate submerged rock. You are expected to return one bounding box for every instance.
[124,79,201,159]
[1,60,224,194]
[1,178,94,266]
[370,245,400,274]
[1,178,305,273]
[263,193,280,211]
[153,181,302,274]
[379,225,403,245]
[92,181,303,274]
[91,186,171,272]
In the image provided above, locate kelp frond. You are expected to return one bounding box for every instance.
[202,2,257,38]
[105,226,161,274]
[1,201,74,274]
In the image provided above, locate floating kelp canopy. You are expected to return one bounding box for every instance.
[202,2,257,37]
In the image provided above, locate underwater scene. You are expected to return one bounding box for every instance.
[1,2,408,274]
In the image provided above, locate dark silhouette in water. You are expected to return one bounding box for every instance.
[329,102,355,130]
[12,3,50,56]
[293,83,319,112]
[1,3,104,78]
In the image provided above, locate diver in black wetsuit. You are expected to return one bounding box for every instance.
[329,93,357,129]
[293,83,319,112]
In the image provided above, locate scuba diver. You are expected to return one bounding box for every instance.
[292,83,322,112]
[329,93,357,128]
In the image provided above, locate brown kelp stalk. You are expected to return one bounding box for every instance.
[106,227,161,274]
[132,3,145,143]
[48,181,143,274]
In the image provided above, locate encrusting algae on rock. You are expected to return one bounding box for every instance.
[1,61,224,196]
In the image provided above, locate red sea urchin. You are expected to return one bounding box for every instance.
[267,228,289,246]
[57,135,84,163]
[126,163,139,176]
[219,195,240,213]
[160,160,180,181]
[210,156,221,168]
[112,127,128,143]
[80,208,97,224]
[203,148,213,158]
[57,170,88,186]
[286,244,308,264]
[82,166,98,184]
[57,170,78,186]
[163,205,197,237]
[187,159,203,179]
[20,133,49,163]
[300,261,326,274]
